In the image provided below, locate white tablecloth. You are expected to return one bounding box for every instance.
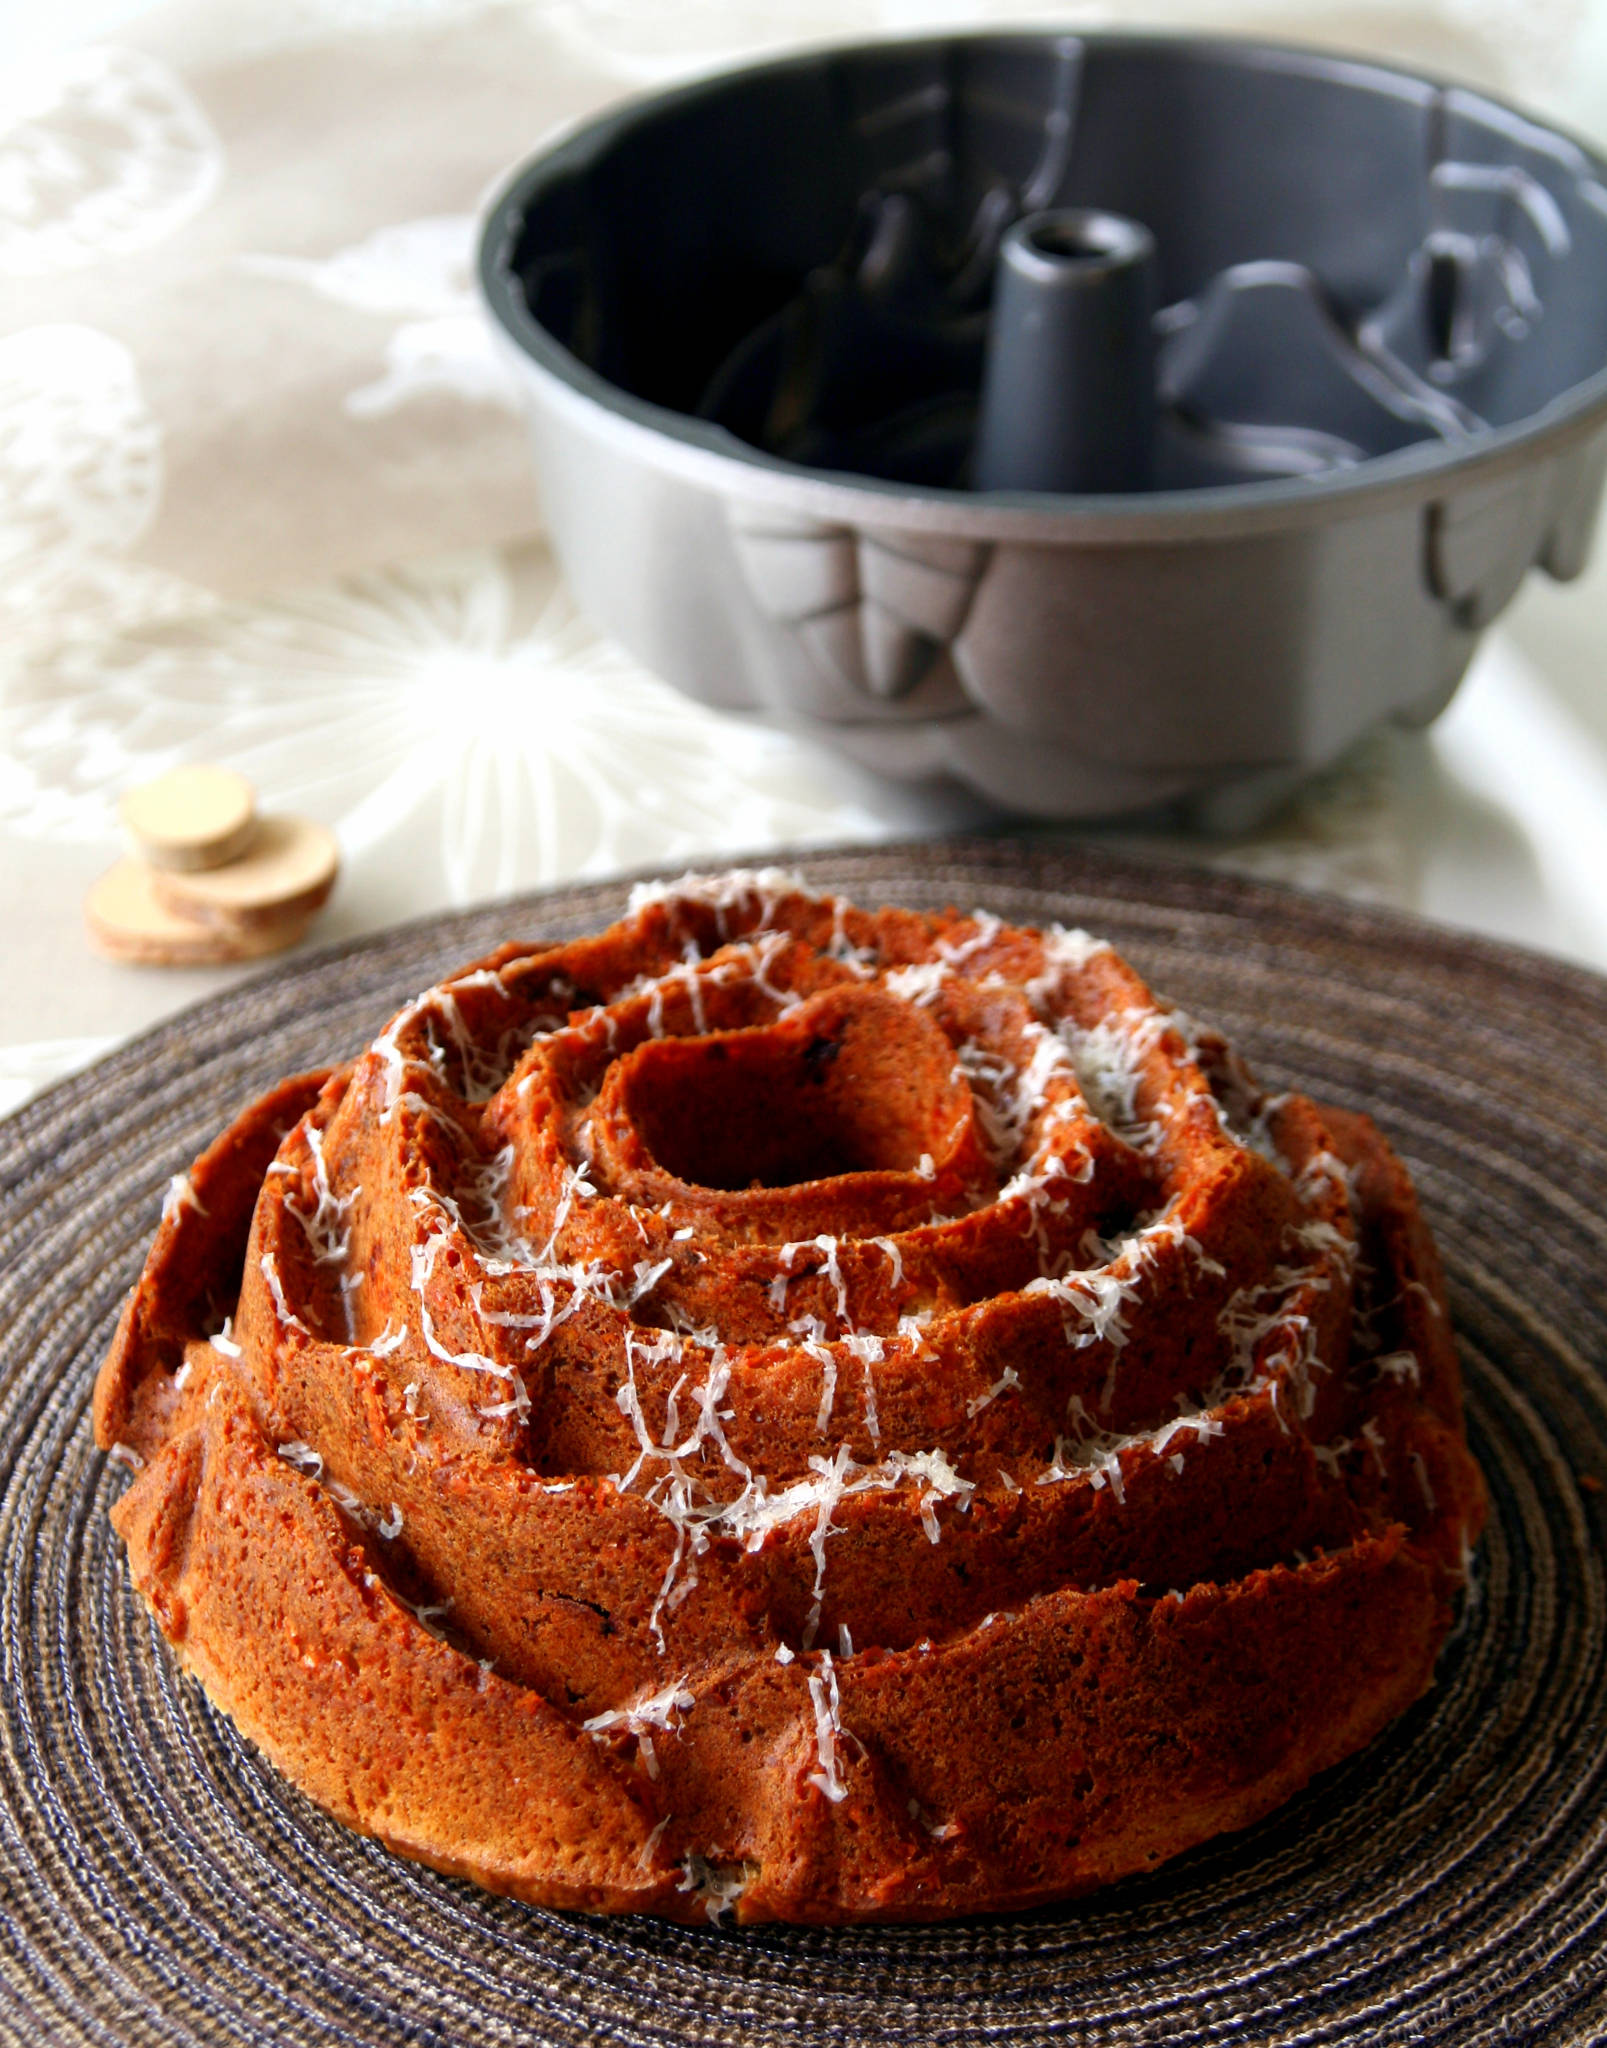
[4,0,1607,1118]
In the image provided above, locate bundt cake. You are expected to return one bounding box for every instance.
[94,870,1486,1924]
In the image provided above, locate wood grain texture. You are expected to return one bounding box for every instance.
[85,857,310,964]
[120,766,258,873]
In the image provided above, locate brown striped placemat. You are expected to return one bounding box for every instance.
[3,837,1605,2046]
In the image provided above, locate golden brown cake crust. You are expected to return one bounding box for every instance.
[95,871,1486,1924]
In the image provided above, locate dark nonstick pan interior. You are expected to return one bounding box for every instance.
[513,38,1607,494]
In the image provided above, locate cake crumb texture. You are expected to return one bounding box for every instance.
[95,870,1486,1923]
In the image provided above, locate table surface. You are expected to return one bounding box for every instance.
[5,0,1607,1121]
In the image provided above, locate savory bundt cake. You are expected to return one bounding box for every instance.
[94,870,1486,1924]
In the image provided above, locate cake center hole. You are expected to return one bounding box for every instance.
[620,989,964,1192]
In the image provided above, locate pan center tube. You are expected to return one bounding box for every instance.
[973,208,1158,495]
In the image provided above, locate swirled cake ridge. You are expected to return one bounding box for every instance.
[95,870,1486,1924]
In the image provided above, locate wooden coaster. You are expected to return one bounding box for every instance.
[85,860,309,966]
[120,766,258,872]
[150,815,339,932]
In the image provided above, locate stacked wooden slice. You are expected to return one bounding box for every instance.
[86,767,339,966]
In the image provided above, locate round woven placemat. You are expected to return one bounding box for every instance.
[3,838,1606,2047]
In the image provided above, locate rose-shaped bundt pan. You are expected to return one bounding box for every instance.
[95,872,1485,1924]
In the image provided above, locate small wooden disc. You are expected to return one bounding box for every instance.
[86,860,309,967]
[120,766,258,872]
[150,815,339,932]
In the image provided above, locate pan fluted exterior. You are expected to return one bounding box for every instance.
[93,870,1485,1924]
